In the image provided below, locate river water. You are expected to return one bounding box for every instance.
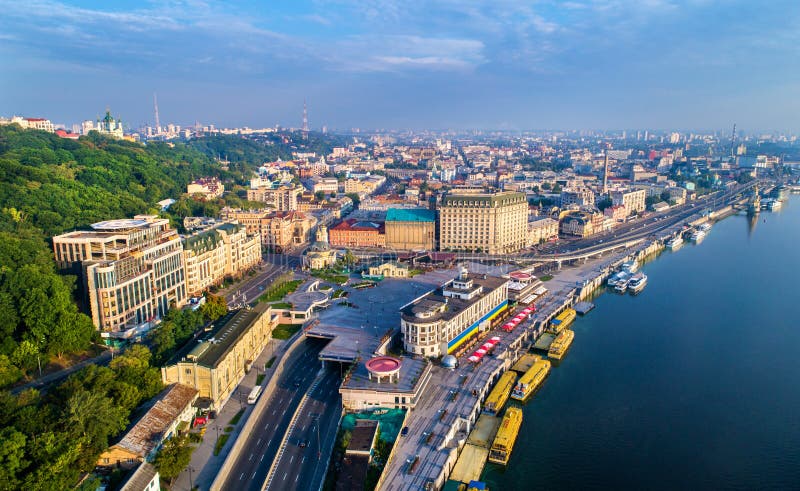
[483,197,800,490]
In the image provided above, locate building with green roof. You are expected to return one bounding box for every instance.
[385,207,437,251]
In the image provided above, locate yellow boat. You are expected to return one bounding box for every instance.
[549,308,576,333]
[548,329,574,360]
[488,407,523,465]
[484,371,518,416]
[510,358,551,401]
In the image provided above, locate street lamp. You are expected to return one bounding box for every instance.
[187,466,195,491]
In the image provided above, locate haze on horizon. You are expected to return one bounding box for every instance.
[1,0,799,132]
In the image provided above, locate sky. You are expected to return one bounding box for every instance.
[1,0,799,131]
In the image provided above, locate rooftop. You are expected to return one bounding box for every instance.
[400,274,507,324]
[174,304,270,368]
[385,208,436,223]
[347,420,379,454]
[113,384,198,459]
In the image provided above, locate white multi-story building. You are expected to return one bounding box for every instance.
[400,268,509,357]
[611,189,647,216]
[52,216,187,339]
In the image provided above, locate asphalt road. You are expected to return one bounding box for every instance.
[266,367,342,491]
[218,338,327,491]
[224,263,290,306]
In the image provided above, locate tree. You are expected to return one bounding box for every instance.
[200,293,227,320]
[66,388,128,459]
[0,427,27,489]
[314,190,325,201]
[153,435,195,483]
[345,192,361,208]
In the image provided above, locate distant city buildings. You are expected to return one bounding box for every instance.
[247,183,303,211]
[187,177,225,199]
[611,189,647,216]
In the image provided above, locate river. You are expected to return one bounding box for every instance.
[483,196,800,490]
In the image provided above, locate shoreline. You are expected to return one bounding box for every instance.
[377,193,752,490]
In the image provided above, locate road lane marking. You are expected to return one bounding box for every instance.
[261,454,266,462]
[249,453,254,461]
[252,471,257,480]
[257,438,262,445]
[239,473,245,480]
[302,456,306,463]
[283,472,287,481]
[296,474,300,482]
[290,455,294,464]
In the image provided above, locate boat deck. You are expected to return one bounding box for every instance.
[511,353,540,374]
[449,444,490,484]
[574,301,595,315]
[534,332,556,351]
[467,414,501,449]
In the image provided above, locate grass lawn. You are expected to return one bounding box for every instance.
[332,289,347,298]
[272,324,301,340]
[265,356,276,369]
[311,269,349,284]
[229,409,245,425]
[540,274,554,281]
[213,434,230,455]
[258,279,303,303]
[269,302,293,310]
[256,374,265,385]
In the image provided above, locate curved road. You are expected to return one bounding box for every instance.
[218,337,327,491]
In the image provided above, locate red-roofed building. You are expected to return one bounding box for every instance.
[329,219,386,248]
[55,129,80,140]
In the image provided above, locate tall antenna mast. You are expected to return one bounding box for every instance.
[730,123,737,158]
[153,93,161,133]
[302,99,309,139]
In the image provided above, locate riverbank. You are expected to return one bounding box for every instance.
[483,197,800,489]
[378,194,751,490]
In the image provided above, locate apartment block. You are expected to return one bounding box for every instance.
[611,189,647,216]
[384,208,436,251]
[52,216,187,339]
[247,184,303,211]
[182,222,261,296]
[527,217,559,246]
[329,219,386,248]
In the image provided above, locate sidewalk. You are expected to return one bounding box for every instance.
[172,337,286,491]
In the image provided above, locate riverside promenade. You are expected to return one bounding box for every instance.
[378,193,748,490]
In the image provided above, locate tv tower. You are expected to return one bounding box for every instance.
[603,151,609,194]
[302,99,309,139]
[153,93,161,134]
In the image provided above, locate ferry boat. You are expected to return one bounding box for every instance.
[627,272,648,294]
[614,279,629,293]
[510,358,551,401]
[484,371,518,416]
[549,308,576,334]
[548,329,574,361]
[689,230,706,243]
[665,236,683,250]
[621,260,638,273]
[488,407,523,465]
[698,222,712,233]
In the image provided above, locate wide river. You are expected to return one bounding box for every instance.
[483,196,800,490]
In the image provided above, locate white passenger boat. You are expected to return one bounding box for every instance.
[627,272,648,294]
[621,260,638,273]
[665,236,683,250]
[689,230,705,243]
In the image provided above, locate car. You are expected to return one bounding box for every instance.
[299,439,308,448]
[401,426,409,437]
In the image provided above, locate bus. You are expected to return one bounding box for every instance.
[247,386,263,404]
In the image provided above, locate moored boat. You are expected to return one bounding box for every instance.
[548,329,574,361]
[689,230,705,243]
[621,260,638,273]
[488,407,523,465]
[627,272,648,294]
[665,236,683,249]
[510,358,551,401]
[484,371,518,416]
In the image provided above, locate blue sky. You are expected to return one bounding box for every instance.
[1,0,799,131]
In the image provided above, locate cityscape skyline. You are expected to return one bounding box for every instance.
[2,1,800,131]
